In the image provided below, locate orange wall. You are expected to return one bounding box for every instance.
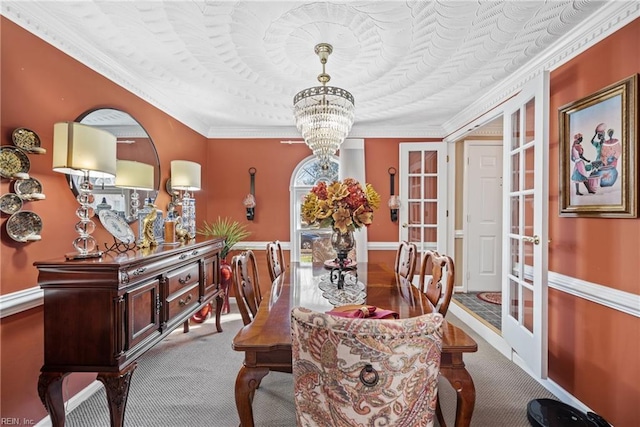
[3,12,639,427]
[1,17,209,422]
[547,19,639,425]
[204,137,428,244]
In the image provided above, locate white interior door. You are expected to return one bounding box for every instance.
[465,142,503,292]
[399,142,449,263]
[501,72,549,379]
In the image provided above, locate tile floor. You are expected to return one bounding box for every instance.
[452,292,502,332]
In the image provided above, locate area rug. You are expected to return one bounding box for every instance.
[477,292,502,305]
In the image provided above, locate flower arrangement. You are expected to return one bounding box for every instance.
[301,178,381,233]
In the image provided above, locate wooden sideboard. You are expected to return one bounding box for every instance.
[35,237,225,427]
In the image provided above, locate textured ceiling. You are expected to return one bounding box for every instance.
[3,1,631,139]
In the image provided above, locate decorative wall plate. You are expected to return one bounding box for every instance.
[0,193,23,215]
[12,127,46,154]
[99,209,136,244]
[14,177,45,200]
[0,146,30,179]
[6,210,42,242]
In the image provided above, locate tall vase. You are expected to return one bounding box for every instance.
[330,229,355,290]
[191,257,232,323]
[331,228,355,262]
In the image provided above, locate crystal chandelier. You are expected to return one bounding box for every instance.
[293,43,355,167]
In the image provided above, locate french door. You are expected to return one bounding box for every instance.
[501,72,549,379]
[399,142,449,267]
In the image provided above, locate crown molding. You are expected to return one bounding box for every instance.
[1,2,211,137]
[442,1,640,138]
[205,124,446,139]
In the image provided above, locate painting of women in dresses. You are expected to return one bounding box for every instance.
[567,95,622,207]
[560,74,636,218]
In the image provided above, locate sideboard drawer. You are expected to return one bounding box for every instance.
[165,282,199,326]
[166,262,200,295]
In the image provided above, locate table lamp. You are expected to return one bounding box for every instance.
[53,122,117,259]
[114,160,155,220]
[170,160,201,239]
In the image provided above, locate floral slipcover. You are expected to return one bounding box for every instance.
[291,307,444,427]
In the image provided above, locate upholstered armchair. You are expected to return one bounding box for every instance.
[290,307,444,427]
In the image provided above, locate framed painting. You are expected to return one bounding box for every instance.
[559,74,637,218]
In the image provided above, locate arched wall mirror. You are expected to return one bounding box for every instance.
[69,108,160,223]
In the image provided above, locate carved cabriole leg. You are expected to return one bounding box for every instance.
[38,371,69,427]
[96,363,137,427]
[215,294,223,332]
[439,353,476,427]
[235,365,269,427]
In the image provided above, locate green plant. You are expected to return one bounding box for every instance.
[198,217,251,259]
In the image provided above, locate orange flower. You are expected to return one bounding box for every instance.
[332,207,353,233]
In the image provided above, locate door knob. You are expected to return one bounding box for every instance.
[522,235,540,245]
[402,223,408,228]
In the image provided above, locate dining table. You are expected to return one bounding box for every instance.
[232,261,478,427]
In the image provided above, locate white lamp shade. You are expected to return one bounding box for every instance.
[171,160,201,191]
[52,122,117,178]
[115,160,155,191]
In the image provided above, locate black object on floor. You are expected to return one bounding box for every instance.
[527,399,611,427]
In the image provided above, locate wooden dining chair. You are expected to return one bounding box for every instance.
[291,307,444,427]
[394,240,418,281]
[231,250,263,326]
[418,250,455,317]
[418,250,455,427]
[266,240,285,283]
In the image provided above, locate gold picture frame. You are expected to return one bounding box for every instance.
[559,74,637,218]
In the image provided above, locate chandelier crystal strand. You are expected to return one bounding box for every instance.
[293,43,355,167]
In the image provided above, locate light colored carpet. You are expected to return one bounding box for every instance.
[64,307,555,426]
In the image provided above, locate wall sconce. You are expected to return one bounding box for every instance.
[171,160,201,239]
[244,167,256,220]
[114,160,154,220]
[53,122,117,259]
[388,167,400,222]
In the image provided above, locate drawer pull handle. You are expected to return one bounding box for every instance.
[179,254,188,260]
[132,267,147,276]
[191,250,199,256]
[179,294,193,307]
[178,274,192,285]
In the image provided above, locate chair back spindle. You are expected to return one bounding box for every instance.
[232,250,263,325]
[419,250,455,316]
[266,240,285,283]
[394,240,418,281]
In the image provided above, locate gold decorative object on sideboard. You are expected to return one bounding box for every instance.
[35,237,224,427]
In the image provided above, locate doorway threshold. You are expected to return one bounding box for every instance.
[452,292,502,332]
